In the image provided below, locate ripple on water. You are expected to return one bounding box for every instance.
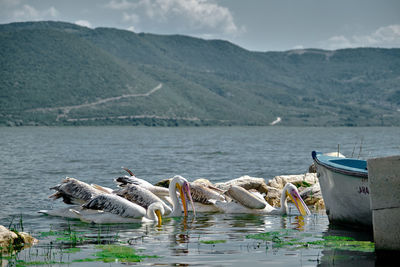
[1,126,391,266]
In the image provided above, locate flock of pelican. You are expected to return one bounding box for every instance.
[39,169,311,226]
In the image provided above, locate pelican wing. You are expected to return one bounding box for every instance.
[114,176,151,187]
[49,177,101,205]
[82,194,146,218]
[189,183,226,205]
[115,176,170,197]
[115,184,172,215]
[225,186,266,209]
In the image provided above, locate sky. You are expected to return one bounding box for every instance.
[1,0,400,52]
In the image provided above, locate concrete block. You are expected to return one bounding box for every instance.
[368,155,400,251]
[372,207,400,251]
[367,156,400,210]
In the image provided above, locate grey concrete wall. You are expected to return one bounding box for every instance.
[368,155,400,251]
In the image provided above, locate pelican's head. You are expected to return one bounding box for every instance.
[284,183,311,216]
[171,175,196,217]
[148,202,165,227]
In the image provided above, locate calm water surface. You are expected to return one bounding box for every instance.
[1,126,399,266]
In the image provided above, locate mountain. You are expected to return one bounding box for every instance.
[1,21,399,126]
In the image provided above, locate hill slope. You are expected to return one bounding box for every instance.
[1,21,399,126]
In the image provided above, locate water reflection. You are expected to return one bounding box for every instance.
[166,217,191,256]
[3,211,379,266]
[318,224,375,266]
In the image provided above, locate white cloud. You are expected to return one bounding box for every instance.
[75,20,93,28]
[323,24,400,50]
[292,45,304,50]
[127,25,136,32]
[123,12,139,24]
[105,0,243,36]
[46,7,59,17]
[12,4,59,21]
[323,35,353,50]
[106,0,137,10]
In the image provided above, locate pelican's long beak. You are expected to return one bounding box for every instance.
[182,181,196,217]
[287,189,311,216]
[155,209,162,227]
[176,183,188,216]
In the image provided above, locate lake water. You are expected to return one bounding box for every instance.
[1,126,399,266]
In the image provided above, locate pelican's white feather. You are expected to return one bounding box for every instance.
[49,177,104,205]
[213,183,311,216]
[115,184,172,215]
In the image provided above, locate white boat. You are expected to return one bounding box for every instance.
[312,151,372,228]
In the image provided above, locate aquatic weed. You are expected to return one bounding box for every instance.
[7,214,25,233]
[246,230,374,252]
[199,240,227,245]
[72,245,159,263]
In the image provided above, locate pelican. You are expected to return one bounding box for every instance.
[39,177,107,218]
[152,177,226,213]
[187,182,227,212]
[66,176,194,223]
[49,177,105,204]
[212,183,311,216]
[115,184,172,215]
[72,195,165,226]
[115,168,170,202]
[168,175,196,217]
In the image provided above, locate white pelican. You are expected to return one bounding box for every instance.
[168,175,195,217]
[152,177,226,213]
[212,183,311,216]
[39,177,107,218]
[55,176,194,223]
[38,205,88,219]
[115,168,170,203]
[115,184,172,215]
[116,173,196,216]
[49,177,105,205]
[187,182,227,212]
[73,198,165,226]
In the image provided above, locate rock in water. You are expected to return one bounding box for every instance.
[0,225,38,252]
[215,176,269,194]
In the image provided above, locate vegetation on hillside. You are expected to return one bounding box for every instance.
[1,21,399,126]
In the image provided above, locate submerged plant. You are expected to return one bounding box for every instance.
[200,240,227,245]
[73,245,159,263]
[246,230,374,253]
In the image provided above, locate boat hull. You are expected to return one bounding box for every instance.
[312,152,372,228]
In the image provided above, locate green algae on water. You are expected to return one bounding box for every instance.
[246,230,374,253]
[200,240,227,245]
[72,245,159,263]
[14,260,68,267]
[7,245,159,266]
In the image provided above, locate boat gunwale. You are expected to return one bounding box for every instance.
[312,151,368,179]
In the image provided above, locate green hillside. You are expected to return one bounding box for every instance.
[1,21,399,126]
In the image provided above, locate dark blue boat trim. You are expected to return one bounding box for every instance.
[312,151,368,179]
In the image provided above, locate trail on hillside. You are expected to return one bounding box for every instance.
[29,83,162,121]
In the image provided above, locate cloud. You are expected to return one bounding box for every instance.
[75,20,93,28]
[106,0,136,10]
[122,12,139,24]
[323,24,400,50]
[127,26,136,32]
[292,45,305,50]
[12,4,59,21]
[105,0,243,36]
